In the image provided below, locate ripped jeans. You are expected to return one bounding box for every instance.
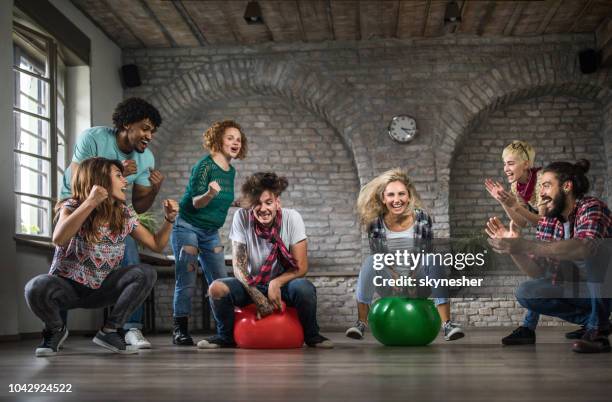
[171,216,227,318]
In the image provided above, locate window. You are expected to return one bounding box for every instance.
[13,22,67,239]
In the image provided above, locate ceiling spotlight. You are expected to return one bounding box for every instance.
[244,1,264,25]
[444,1,461,24]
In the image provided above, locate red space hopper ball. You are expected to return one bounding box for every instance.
[233,303,304,349]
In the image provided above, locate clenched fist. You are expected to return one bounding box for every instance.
[149,168,164,191]
[87,185,108,206]
[122,160,138,176]
[163,199,179,222]
[208,181,221,198]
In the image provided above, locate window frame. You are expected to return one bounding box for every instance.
[13,21,62,241]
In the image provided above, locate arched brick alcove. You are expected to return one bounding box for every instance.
[434,52,612,236]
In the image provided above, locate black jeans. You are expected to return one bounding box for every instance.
[25,264,157,331]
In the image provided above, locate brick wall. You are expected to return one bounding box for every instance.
[121,35,612,331]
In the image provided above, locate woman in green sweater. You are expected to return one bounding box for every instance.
[171,120,247,345]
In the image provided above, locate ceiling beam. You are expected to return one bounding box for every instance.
[220,1,240,43]
[296,0,306,42]
[502,1,527,36]
[138,0,177,47]
[569,0,594,32]
[171,1,208,45]
[421,0,432,36]
[476,1,496,36]
[356,0,362,40]
[596,17,612,67]
[102,0,146,47]
[326,0,336,40]
[394,0,401,38]
[536,0,563,35]
[69,0,127,48]
[453,0,469,33]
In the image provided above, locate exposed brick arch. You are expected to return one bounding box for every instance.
[145,58,369,179]
[436,52,612,174]
[432,52,612,236]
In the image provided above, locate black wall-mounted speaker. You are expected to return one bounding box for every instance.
[578,49,600,74]
[120,64,141,88]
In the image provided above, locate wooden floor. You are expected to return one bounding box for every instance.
[1,328,611,402]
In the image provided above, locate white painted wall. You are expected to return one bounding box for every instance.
[0,0,123,336]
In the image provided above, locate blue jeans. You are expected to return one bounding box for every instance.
[356,255,449,306]
[171,216,227,317]
[59,234,146,329]
[122,235,145,330]
[209,277,320,342]
[516,277,610,331]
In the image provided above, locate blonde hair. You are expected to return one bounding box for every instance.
[203,120,247,159]
[502,140,535,167]
[356,168,422,230]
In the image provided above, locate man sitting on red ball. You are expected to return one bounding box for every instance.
[197,172,333,349]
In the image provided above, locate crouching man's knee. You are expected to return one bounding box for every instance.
[209,280,230,299]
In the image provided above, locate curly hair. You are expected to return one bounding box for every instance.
[356,168,423,229]
[240,172,288,207]
[203,120,248,159]
[55,157,126,243]
[112,97,162,131]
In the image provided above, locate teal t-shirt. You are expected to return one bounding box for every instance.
[60,126,155,199]
[179,155,235,230]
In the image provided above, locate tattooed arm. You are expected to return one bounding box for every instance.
[232,241,275,318]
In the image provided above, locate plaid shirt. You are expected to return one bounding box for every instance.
[367,208,433,254]
[535,196,612,282]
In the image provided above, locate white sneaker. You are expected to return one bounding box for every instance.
[124,328,152,349]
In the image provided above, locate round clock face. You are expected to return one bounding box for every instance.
[388,115,417,143]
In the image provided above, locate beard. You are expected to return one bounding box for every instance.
[544,191,567,219]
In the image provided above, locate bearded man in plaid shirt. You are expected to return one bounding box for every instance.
[486,159,612,353]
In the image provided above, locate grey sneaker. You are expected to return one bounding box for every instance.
[93,330,138,354]
[345,320,367,340]
[35,326,69,357]
[443,321,465,341]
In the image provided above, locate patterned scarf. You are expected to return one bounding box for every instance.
[515,167,541,205]
[247,208,297,285]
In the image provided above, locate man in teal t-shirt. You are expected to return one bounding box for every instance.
[59,97,165,349]
[61,100,164,212]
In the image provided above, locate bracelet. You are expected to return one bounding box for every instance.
[164,216,175,224]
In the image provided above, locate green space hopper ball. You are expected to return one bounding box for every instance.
[368,297,441,346]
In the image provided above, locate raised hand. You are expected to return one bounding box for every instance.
[122,159,138,176]
[87,185,108,206]
[484,179,516,208]
[163,199,179,222]
[484,178,502,199]
[208,181,221,197]
[149,168,165,191]
[485,217,520,239]
[486,218,524,255]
